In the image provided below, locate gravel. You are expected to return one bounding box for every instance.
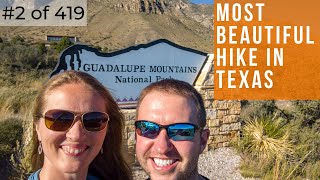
[133,147,256,180]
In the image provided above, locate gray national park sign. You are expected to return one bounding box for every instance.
[51,39,207,107]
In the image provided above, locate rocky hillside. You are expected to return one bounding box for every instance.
[0,0,213,52]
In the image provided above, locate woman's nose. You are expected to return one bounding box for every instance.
[66,116,86,140]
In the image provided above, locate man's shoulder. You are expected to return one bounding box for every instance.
[146,175,210,180]
[201,174,210,180]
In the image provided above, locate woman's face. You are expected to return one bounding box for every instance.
[36,83,107,174]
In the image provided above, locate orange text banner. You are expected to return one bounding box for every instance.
[214,0,320,100]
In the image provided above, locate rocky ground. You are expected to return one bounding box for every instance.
[132,147,255,180]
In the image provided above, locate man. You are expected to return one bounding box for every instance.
[135,79,210,180]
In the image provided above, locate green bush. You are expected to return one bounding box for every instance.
[54,37,73,53]
[11,35,24,44]
[292,100,320,129]
[240,100,278,120]
[37,43,46,55]
[0,41,58,75]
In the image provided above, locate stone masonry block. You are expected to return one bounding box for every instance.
[209,127,220,135]
[125,119,135,126]
[214,100,229,109]
[208,119,220,127]
[214,135,229,143]
[204,100,213,108]
[216,109,228,118]
[222,115,240,124]
[204,89,214,100]
[206,109,217,119]
[217,143,223,148]
[127,132,136,146]
[222,142,230,147]
[228,102,241,115]
[220,122,241,132]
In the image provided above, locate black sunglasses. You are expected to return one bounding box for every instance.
[36,109,109,132]
[135,120,202,141]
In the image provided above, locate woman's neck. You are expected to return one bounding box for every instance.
[40,164,88,180]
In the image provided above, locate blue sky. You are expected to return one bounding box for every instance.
[191,0,213,4]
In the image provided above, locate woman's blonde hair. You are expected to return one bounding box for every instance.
[31,70,131,179]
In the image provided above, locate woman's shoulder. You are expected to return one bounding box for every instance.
[28,169,41,180]
[28,170,99,180]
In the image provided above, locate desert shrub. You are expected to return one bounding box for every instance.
[0,116,30,179]
[0,117,23,158]
[37,43,46,55]
[11,35,25,44]
[240,100,278,120]
[54,37,73,53]
[0,41,11,51]
[286,121,320,178]
[0,118,22,177]
[1,45,45,72]
[292,100,320,129]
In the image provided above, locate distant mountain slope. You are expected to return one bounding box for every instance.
[0,0,213,52]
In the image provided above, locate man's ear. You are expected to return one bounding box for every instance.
[199,129,210,153]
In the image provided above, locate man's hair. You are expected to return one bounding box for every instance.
[32,70,131,179]
[136,79,206,127]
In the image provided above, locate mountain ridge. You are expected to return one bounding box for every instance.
[0,0,213,52]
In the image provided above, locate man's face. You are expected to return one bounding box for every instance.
[135,91,208,180]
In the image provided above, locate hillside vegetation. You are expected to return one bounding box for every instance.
[0,37,68,178]
[236,100,320,179]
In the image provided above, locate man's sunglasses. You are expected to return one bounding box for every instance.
[36,109,109,132]
[135,120,202,141]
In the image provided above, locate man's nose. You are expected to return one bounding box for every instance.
[153,129,173,154]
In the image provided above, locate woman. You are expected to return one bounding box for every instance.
[29,71,132,179]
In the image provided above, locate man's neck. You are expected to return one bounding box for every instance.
[188,172,206,180]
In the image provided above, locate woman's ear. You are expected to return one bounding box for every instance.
[35,122,41,141]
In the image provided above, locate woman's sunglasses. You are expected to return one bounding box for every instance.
[37,109,109,132]
[135,120,202,141]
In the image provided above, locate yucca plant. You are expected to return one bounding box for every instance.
[241,115,293,179]
[242,115,293,160]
